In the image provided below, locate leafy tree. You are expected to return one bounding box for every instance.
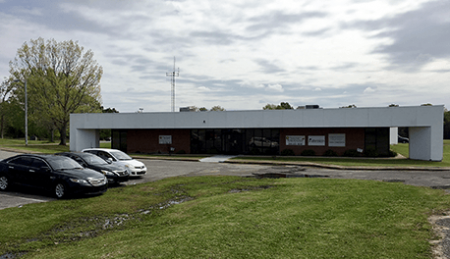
[278,102,293,109]
[263,104,277,110]
[444,109,450,139]
[210,105,225,111]
[199,107,208,111]
[9,38,103,145]
[100,106,119,140]
[0,78,15,138]
[340,104,357,108]
[389,104,399,107]
[263,102,293,110]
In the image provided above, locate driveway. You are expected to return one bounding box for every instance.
[1,151,450,210]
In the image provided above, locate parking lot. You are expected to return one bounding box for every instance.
[1,150,450,210]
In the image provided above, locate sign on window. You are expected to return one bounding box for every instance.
[308,135,325,146]
[286,135,305,146]
[329,133,345,147]
[159,135,172,144]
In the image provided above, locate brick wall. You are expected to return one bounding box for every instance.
[127,129,191,154]
[280,128,365,156]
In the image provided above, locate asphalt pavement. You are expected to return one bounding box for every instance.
[1,150,450,210]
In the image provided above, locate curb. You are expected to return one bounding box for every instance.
[224,159,450,171]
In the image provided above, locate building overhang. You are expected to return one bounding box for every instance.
[70,105,444,161]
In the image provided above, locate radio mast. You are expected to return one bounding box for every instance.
[166,57,180,112]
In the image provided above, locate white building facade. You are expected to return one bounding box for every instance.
[70,105,444,161]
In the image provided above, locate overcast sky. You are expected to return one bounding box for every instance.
[1,0,449,112]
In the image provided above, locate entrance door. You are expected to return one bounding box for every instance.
[222,129,244,154]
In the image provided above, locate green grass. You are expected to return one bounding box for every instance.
[233,141,450,168]
[0,176,449,258]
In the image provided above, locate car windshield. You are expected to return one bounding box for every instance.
[48,157,84,170]
[83,155,108,165]
[110,151,132,161]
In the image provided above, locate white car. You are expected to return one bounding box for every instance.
[81,148,147,177]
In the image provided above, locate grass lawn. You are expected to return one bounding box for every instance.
[1,176,449,258]
[232,140,450,168]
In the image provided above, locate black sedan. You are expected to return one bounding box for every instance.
[55,152,129,185]
[0,154,108,199]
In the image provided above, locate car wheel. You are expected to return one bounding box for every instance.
[0,175,9,191]
[54,182,67,199]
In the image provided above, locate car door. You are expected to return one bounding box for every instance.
[7,157,33,186]
[29,158,53,189]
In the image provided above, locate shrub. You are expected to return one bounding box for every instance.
[250,148,261,155]
[343,149,360,157]
[207,147,219,154]
[388,150,398,157]
[364,148,378,157]
[176,150,186,154]
[301,149,316,156]
[323,149,338,156]
[280,149,295,156]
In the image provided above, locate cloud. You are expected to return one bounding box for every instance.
[254,59,285,74]
[363,87,376,93]
[343,0,450,71]
[266,84,284,92]
[246,10,328,35]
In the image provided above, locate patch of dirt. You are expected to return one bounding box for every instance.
[430,211,450,259]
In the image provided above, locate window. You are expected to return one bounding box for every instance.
[9,157,32,166]
[30,159,49,170]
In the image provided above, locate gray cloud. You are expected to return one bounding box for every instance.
[246,10,328,34]
[343,1,450,71]
[254,59,285,74]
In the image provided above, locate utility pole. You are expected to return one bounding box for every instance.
[166,57,180,112]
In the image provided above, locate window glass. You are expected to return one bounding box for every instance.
[8,157,32,166]
[47,157,83,170]
[83,155,108,165]
[110,151,132,161]
[31,159,49,169]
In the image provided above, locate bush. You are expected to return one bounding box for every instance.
[323,149,338,156]
[301,149,316,156]
[343,149,360,157]
[364,148,378,157]
[207,147,219,154]
[388,150,397,157]
[280,149,295,156]
[250,148,261,155]
[176,150,186,154]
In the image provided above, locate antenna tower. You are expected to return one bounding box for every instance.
[166,57,180,112]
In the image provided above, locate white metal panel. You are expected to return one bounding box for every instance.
[70,105,444,161]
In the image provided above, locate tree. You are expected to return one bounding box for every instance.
[340,104,357,108]
[210,105,225,111]
[0,78,15,138]
[100,106,119,140]
[278,102,293,109]
[444,108,450,139]
[199,107,208,111]
[9,38,103,145]
[263,104,277,110]
[263,102,293,110]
